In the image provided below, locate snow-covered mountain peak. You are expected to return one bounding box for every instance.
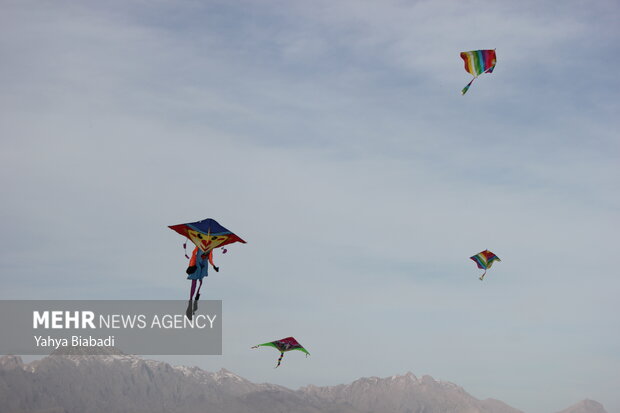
[0,353,608,413]
[555,399,608,413]
[214,367,246,382]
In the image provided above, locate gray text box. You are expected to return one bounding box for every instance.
[0,300,222,355]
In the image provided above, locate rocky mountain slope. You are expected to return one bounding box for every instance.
[0,354,607,413]
[301,373,522,413]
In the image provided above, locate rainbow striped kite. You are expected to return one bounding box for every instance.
[470,250,501,280]
[460,49,497,95]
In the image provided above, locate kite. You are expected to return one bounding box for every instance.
[169,218,246,257]
[169,218,246,318]
[470,250,501,280]
[252,337,310,368]
[460,49,497,95]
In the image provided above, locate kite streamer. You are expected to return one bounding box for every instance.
[183,238,190,259]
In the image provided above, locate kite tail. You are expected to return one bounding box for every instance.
[462,65,495,95]
[275,352,284,368]
[479,270,487,281]
[462,77,476,95]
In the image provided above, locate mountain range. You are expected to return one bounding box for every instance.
[0,353,607,413]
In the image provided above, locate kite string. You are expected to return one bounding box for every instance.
[479,269,487,281]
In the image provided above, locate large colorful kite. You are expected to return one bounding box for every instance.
[470,250,501,280]
[252,337,310,368]
[169,218,246,256]
[460,49,497,95]
[169,218,246,318]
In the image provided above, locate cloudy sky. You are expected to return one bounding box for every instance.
[1,0,619,412]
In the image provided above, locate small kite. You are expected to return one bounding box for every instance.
[460,49,497,95]
[470,250,501,280]
[252,337,310,368]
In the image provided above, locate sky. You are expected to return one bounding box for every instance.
[1,0,619,412]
